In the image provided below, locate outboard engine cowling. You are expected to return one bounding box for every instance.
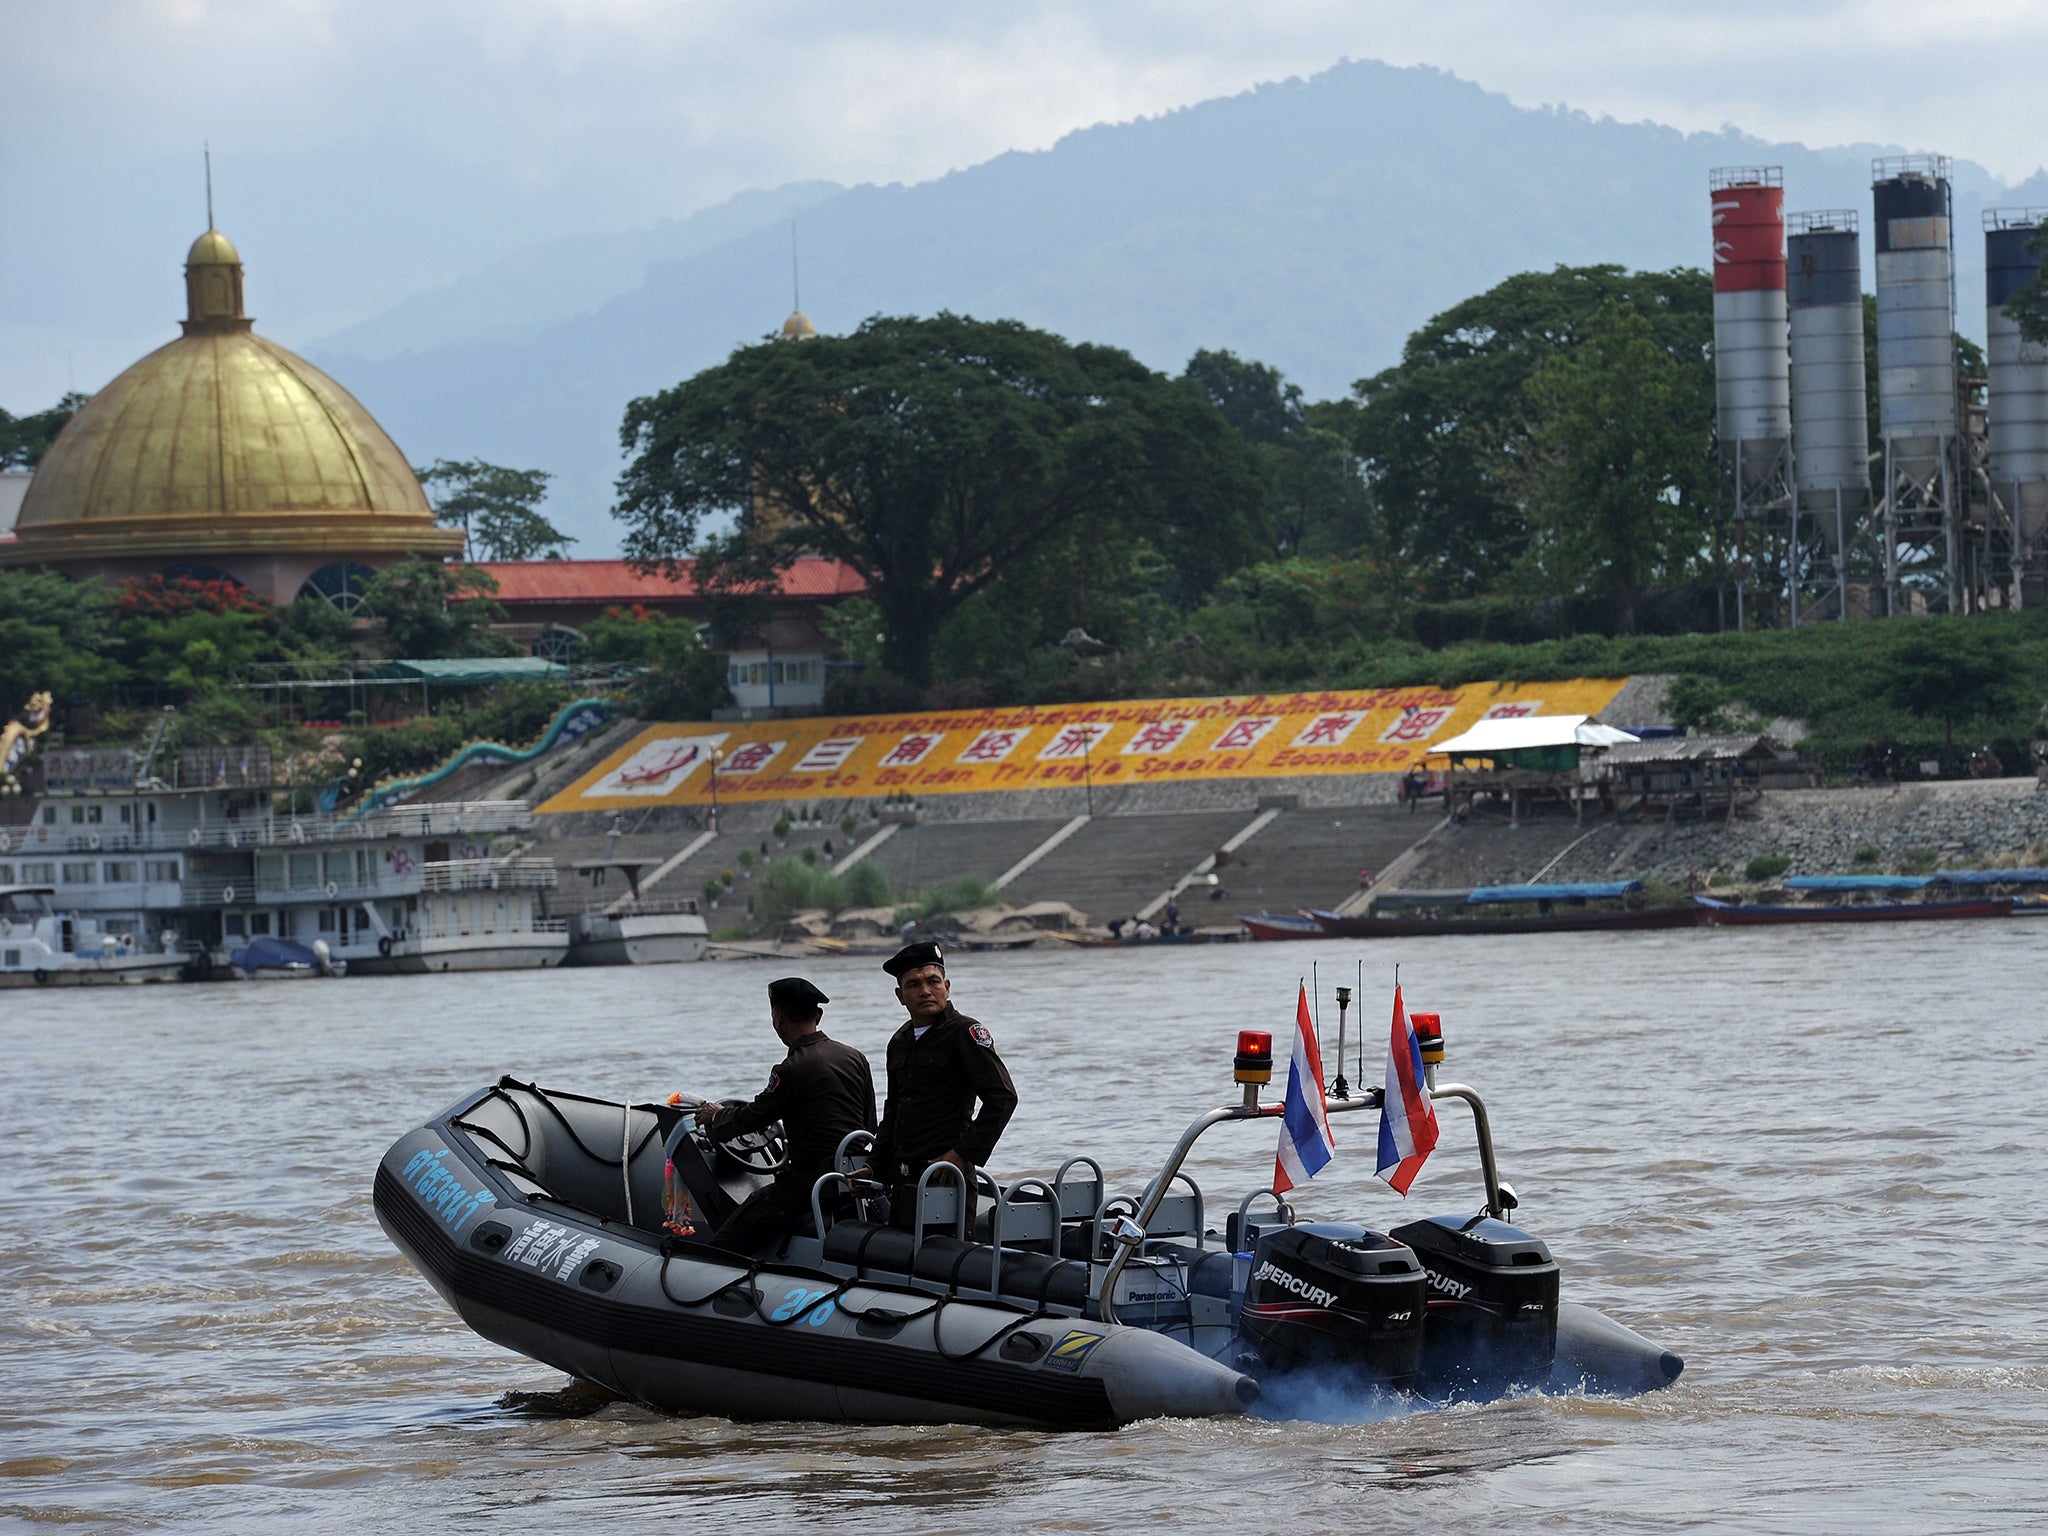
[1239,1223,1425,1383]
[1390,1215,1558,1392]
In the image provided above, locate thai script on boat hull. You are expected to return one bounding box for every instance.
[402,1147,497,1233]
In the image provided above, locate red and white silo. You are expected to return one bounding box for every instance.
[1710,168,1793,623]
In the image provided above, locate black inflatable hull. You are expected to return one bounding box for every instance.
[375,1108,1255,1429]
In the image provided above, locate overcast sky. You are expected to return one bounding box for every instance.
[8,0,2047,407]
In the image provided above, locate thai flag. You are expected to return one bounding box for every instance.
[1273,983,1336,1193]
[1376,983,1439,1194]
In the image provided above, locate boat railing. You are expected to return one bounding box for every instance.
[1094,1078,1508,1325]
[180,877,254,906]
[404,914,570,942]
[418,857,558,893]
[13,800,533,855]
[563,896,703,918]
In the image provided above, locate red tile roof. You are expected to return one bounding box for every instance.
[473,556,866,605]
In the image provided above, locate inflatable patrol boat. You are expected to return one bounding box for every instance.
[375,1018,1683,1428]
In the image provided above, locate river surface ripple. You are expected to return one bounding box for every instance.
[2,926,2045,1533]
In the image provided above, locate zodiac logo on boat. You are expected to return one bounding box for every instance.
[1043,1331,1106,1373]
[400,1147,497,1233]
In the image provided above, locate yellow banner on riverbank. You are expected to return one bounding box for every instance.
[540,678,1629,813]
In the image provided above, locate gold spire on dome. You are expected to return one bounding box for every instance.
[183,227,250,335]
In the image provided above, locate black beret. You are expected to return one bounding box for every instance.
[768,976,829,1012]
[883,941,946,978]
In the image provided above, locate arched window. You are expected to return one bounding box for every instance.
[299,562,379,613]
[532,626,581,664]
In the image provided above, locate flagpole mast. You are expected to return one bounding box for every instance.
[1357,958,1366,1086]
[1332,984,1351,1098]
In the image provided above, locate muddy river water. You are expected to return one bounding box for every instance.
[3,925,2044,1532]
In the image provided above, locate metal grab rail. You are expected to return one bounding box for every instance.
[6,801,533,856]
[1095,1080,1508,1326]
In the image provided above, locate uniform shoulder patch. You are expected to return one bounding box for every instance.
[766,1070,782,1093]
[969,1023,995,1048]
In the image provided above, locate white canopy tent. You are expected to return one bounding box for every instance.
[1428,714,1638,757]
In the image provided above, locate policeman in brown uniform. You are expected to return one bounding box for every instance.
[695,976,877,1254]
[858,941,1017,1228]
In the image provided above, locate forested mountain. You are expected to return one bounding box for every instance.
[308,58,2048,551]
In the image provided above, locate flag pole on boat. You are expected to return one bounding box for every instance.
[1332,978,1352,1099]
[1357,958,1367,1088]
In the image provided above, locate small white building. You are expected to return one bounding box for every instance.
[724,648,827,712]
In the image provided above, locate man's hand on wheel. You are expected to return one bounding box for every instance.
[694,1102,722,1126]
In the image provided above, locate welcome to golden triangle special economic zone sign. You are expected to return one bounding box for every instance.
[542,679,1628,814]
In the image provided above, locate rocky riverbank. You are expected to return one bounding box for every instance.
[1542,777,2048,886]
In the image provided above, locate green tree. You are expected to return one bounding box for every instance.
[616,313,1265,686]
[1497,302,1715,634]
[112,575,280,701]
[0,569,123,708]
[1182,352,1375,558]
[361,557,509,658]
[1337,265,1713,597]
[416,459,575,561]
[1182,348,1304,445]
[1883,625,2026,768]
[0,393,88,470]
[579,606,732,720]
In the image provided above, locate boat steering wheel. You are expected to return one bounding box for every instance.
[714,1124,789,1175]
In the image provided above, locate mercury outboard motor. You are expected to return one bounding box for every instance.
[1238,1222,1426,1383]
[1390,1214,1559,1393]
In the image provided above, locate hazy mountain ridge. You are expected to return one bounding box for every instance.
[308,59,2048,553]
[312,181,845,363]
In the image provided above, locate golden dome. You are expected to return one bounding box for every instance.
[187,229,241,266]
[781,309,818,340]
[5,229,463,567]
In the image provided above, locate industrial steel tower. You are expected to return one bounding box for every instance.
[1787,210,1873,620]
[1871,155,1961,613]
[1709,168,1793,628]
[1985,209,2048,607]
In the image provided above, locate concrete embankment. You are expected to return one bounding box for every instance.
[1394,777,2048,891]
[418,698,2048,928]
[524,773,1429,929]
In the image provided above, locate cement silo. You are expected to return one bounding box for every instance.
[1872,155,1959,611]
[1985,209,2048,605]
[1787,211,1871,618]
[1709,168,1792,626]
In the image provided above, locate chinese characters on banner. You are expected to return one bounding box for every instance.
[544,680,1627,812]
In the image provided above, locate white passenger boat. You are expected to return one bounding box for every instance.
[563,858,707,966]
[0,885,186,987]
[7,741,569,977]
[347,858,569,974]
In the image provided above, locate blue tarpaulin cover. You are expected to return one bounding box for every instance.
[1785,875,1930,893]
[1467,881,1643,905]
[1928,868,2048,886]
[230,937,321,973]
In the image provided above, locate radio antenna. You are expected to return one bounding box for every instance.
[1358,957,1367,1085]
[204,143,215,229]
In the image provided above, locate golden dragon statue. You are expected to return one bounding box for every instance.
[2,691,54,792]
